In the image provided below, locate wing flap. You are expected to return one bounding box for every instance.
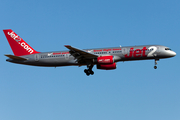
[5,54,27,60]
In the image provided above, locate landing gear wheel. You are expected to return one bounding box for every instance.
[154,66,157,69]
[154,59,159,69]
[90,70,94,75]
[84,69,88,73]
[84,64,94,76]
[84,69,91,76]
[86,72,90,76]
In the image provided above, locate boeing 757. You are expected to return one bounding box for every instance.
[3,29,176,76]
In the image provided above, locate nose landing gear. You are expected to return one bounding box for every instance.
[84,64,94,76]
[154,59,159,69]
[154,66,157,69]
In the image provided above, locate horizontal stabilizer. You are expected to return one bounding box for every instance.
[5,54,27,60]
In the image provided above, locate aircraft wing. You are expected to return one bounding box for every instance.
[5,54,27,60]
[64,45,98,62]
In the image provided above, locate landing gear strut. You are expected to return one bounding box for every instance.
[154,59,159,69]
[84,64,94,76]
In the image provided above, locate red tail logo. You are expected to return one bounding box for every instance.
[3,29,40,56]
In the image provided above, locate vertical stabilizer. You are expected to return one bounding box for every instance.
[3,29,40,56]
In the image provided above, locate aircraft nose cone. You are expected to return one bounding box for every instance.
[168,51,176,57]
[165,50,176,57]
[172,51,176,56]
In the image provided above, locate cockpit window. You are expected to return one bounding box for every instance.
[165,48,171,50]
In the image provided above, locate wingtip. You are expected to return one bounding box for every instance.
[64,45,71,47]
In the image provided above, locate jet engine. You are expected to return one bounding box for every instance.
[97,63,116,70]
[96,56,114,64]
[94,56,116,70]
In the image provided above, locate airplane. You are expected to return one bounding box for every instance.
[3,29,176,76]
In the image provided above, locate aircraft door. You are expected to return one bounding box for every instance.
[122,48,127,55]
[157,46,160,53]
[65,54,69,60]
[35,54,39,61]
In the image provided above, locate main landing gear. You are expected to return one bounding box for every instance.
[84,64,94,76]
[154,59,159,69]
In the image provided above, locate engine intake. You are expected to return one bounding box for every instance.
[97,63,116,70]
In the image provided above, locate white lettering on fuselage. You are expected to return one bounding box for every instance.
[7,31,34,54]
[147,46,157,57]
[48,53,53,56]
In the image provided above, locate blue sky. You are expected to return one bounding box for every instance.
[0,0,180,120]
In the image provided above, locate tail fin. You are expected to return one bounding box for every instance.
[3,29,40,56]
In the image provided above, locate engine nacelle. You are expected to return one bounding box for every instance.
[97,63,116,70]
[96,56,114,64]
